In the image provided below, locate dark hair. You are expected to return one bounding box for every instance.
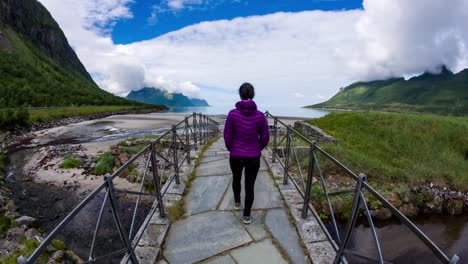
[239,82,255,100]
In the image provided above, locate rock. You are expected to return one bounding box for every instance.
[399,203,418,217]
[24,228,41,240]
[47,250,66,264]
[444,199,463,215]
[370,208,392,220]
[15,216,37,227]
[114,158,121,167]
[119,153,130,163]
[387,194,403,208]
[6,227,25,243]
[423,195,443,214]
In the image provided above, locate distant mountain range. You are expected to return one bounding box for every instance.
[126,87,209,107]
[0,0,142,108]
[308,66,468,115]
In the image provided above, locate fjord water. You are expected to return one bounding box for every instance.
[161,104,330,118]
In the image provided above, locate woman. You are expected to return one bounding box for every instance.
[223,83,270,224]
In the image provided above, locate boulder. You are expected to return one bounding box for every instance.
[444,199,463,215]
[24,228,41,240]
[15,216,37,227]
[370,208,392,220]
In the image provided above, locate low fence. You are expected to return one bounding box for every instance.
[265,111,459,264]
[20,113,219,264]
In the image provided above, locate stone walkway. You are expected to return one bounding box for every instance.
[161,138,310,264]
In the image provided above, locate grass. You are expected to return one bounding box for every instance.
[94,152,114,175]
[307,112,468,191]
[0,215,16,235]
[60,156,81,169]
[0,239,49,264]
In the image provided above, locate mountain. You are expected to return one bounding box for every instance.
[308,66,468,115]
[0,0,139,108]
[126,87,210,107]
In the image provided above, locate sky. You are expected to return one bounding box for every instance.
[38,0,468,109]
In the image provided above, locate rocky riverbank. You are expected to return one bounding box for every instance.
[313,182,468,221]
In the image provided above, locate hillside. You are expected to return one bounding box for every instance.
[127,87,210,107]
[308,66,468,115]
[0,0,138,108]
[308,112,468,190]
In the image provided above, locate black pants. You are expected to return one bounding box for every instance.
[229,157,260,216]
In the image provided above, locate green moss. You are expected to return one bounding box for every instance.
[0,215,15,234]
[60,156,81,169]
[1,239,48,264]
[51,239,66,250]
[167,199,186,223]
[94,152,114,175]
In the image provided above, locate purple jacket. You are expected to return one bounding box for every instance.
[224,100,270,158]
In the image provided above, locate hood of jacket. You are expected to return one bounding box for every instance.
[235,100,258,116]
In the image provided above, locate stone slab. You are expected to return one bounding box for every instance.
[200,156,229,164]
[265,208,309,264]
[201,254,236,264]
[307,241,336,264]
[163,211,252,264]
[219,172,283,210]
[234,210,268,241]
[185,175,231,215]
[230,239,288,264]
[196,159,231,176]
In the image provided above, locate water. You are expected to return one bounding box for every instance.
[161,105,329,119]
[329,216,468,263]
[7,149,151,262]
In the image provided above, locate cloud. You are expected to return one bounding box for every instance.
[38,0,468,107]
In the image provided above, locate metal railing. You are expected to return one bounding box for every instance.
[21,113,219,264]
[265,111,459,264]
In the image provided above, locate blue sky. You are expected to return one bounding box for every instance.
[112,0,363,44]
[39,0,468,108]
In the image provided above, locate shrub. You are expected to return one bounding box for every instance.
[94,152,114,175]
[60,157,81,169]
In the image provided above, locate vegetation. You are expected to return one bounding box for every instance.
[0,108,30,131]
[308,67,468,115]
[94,152,114,175]
[307,112,468,190]
[0,239,49,264]
[0,215,16,234]
[60,156,81,169]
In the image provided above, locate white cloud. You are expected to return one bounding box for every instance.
[38,0,468,107]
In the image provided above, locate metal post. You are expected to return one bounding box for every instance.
[302,142,316,219]
[333,173,366,264]
[198,113,203,144]
[192,113,198,150]
[283,127,291,185]
[172,125,180,184]
[151,143,166,217]
[272,117,278,163]
[105,176,139,264]
[185,118,191,165]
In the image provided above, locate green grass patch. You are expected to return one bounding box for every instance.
[0,239,49,264]
[94,152,114,175]
[307,112,468,190]
[51,239,66,250]
[0,215,16,234]
[60,156,81,169]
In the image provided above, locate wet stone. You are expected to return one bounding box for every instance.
[163,211,252,264]
[185,175,230,215]
[230,239,288,264]
[265,208,309,264]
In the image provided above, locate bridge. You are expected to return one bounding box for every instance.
[20,112,459,263]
